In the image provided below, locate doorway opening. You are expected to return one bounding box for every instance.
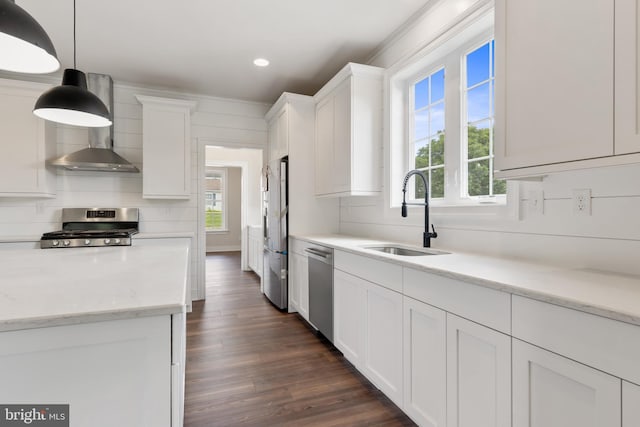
[197,145,263,300]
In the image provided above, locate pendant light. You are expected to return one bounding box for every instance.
[0,0,60,73]
[33,0,111,127]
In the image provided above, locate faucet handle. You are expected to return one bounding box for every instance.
[430,224,438,238]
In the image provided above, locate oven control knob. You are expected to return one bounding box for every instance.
[104,239,111,245]
[63,240,71,247]
[114,238,121,244]
[84,239,91,246]
[52,240,60,247]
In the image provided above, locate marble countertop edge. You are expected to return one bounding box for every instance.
[291,234,640,327]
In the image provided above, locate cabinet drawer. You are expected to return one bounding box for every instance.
[513,295,640,384]
[403,267,510,334]
[334,251,402,293]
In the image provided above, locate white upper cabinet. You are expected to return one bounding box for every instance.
[266,101,289,161]
[0,79,56,198]
[495,0,618,177]
[314,63,383,197]
[136,95,196,199]
[615,0,640,155]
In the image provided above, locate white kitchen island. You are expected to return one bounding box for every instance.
[0,244,190,427]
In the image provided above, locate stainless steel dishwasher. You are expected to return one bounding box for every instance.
[305,245,334,343]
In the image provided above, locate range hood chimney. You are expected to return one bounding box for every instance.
[49,73,140,173]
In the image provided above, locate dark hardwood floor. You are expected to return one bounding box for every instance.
[184,251,416,427]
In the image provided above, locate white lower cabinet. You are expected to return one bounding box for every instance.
[288,240,309,320]
[334,266,404,407]
[447,314,511,427]
[334,269,365,366]
[363,280,403,406]
[247,226,263,277]
[0,316,175,427]
[513,339,621,427]
[623,381,640,426]
[288,251,302,313]
[403,297,446,427]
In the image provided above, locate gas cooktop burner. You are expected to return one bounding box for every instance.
[41,208,139,249]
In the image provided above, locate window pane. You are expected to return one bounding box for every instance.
[414,77,429,110]
[431,132,445,166]
[468,159,490,196]
[415,110,429,140]
[493,177,507,195]
[431,69,445,103]
[467,82,490,123]
[431,167,445,198]
[430,102,445,135]
[467,121,491,159]
[414,174,426,200]
[467,42,490,87]
[415,142,429,169]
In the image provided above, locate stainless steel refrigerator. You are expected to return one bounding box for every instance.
[263,156,288,309]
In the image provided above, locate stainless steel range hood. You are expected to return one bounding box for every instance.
[49,73,140,173]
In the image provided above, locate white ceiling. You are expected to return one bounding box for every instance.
[18,0,430,104]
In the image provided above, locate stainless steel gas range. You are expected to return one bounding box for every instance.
[40,208,139,249]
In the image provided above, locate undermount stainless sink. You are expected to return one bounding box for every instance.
[362,245,449,256]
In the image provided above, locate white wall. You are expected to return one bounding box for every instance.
[0,75,269,301]
[339,0,640,276]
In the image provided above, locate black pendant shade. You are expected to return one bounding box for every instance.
[34,68,112,127]
[0,0,60,73]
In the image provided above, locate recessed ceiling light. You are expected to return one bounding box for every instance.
[253,58,269,67]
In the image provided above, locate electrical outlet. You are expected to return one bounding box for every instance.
[572,189,591,216]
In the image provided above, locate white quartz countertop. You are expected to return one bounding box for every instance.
[0,244,189,332]
[292,234,640,326]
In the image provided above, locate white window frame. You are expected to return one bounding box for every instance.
[389,9,505,210]
[205,168,228,233]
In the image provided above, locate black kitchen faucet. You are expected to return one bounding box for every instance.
[401,170,438,248]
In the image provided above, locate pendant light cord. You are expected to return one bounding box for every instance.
[73,0,76,69]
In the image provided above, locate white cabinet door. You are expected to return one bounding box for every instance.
[136,95,196,199]
[298,252,309,321]
[267,105,289,161]
[332,79,351,194]
[314,95,334,196]
[333,269,365,367]
[447,314,511,427]
[495,0,614,171]
[513,339,621,427]
[0,79,55,198]
[171,311,187,427]
[363,280,403,406]
[276,106,288,159]
[268,116,279,162]
[288,251,301,313]
[403,296,446,427]
[615,0,640,155]
[624,381,640,427]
